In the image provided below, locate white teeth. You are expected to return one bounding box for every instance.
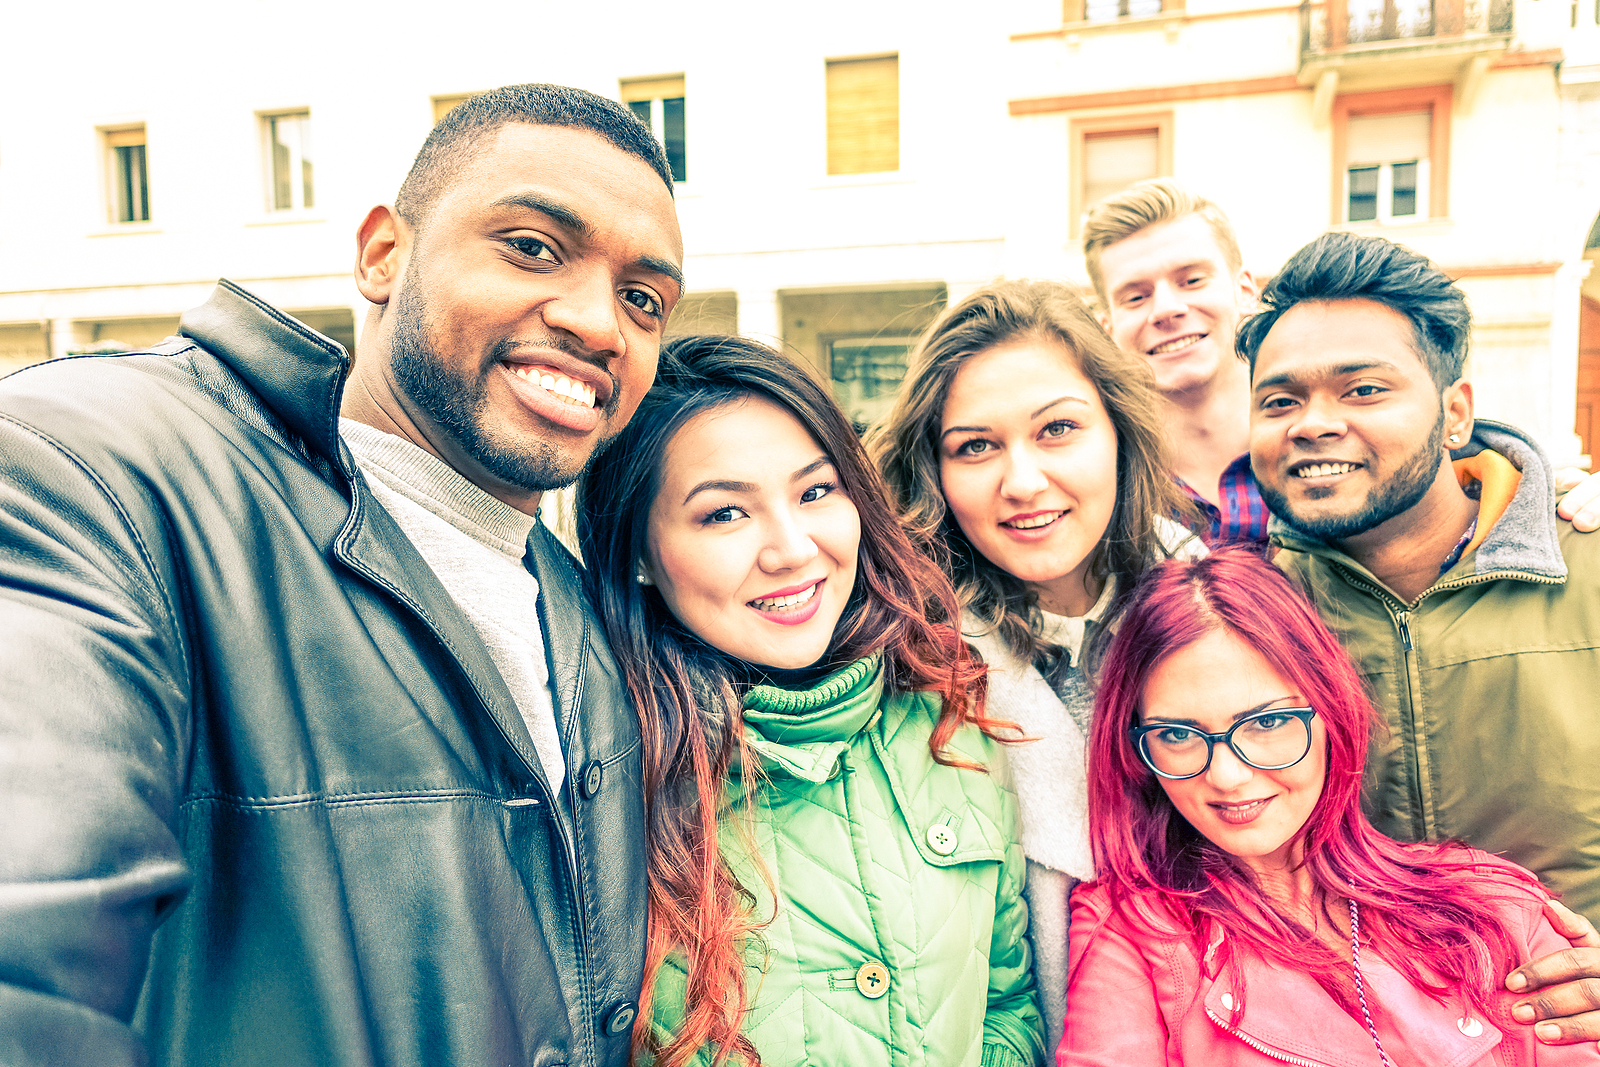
[512,365,597,409]
[1295,462,1359,478]
[1005,511,1063,530]
[1149,334,1202,355]
[750,583,819,612]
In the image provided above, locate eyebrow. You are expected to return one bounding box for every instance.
[681,456,833,505]
[939,395,1092,441]
[1142,697,1297,727]
[1253,359,1402,393]
[489,192,685,293]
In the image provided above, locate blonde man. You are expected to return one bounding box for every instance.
[1083,178,1264,542]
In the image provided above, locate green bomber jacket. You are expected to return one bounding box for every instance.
[1273,420,1600,924]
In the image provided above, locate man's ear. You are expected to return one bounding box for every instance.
[355,205,408,306]
[1444,379,1474,448]
[1236,269,1260,312]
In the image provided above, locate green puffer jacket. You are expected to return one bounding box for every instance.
[1273,421,1600,925]
[648,655,1044,1067]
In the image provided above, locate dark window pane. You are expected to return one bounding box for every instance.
[1348,166,1379,222]
[1391,160,1418,216]
[628,100,652,126]
[662,96,686,182]
[114,144,149,222]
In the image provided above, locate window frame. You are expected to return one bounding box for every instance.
[1330,85,1451,226]
[1065,0,1184,22]
[824,53,900,177]
[1070,111,1174,236]
[620,75,687,183]
[102,125,150,225]
[259,109,315,214]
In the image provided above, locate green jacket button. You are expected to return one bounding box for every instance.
[925,824,957,856]
[855,961,890,998]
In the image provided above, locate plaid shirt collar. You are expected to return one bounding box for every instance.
[1175,452,1270,545]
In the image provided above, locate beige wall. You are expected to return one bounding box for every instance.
[779,286,946,376]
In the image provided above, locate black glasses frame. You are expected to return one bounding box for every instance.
[1129,707,1318,781]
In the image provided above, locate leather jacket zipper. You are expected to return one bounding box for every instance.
[1206,1009,1332,1067]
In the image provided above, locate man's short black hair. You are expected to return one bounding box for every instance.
[1236,232,1471,390]
[394,83,673,232]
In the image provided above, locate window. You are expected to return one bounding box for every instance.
[620,76,687,182]
[826,55,899,176]
[830,337,916,425]
[1331,86,1450,225]
[1085,0,1162,19]
[105,126,149,223]
[1345,111,1429,223]
[432,93,475,125]
[262,111,313,212]
[1070,112,1173,234]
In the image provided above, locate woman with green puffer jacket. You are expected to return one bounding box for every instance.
[577,335,1044,1067]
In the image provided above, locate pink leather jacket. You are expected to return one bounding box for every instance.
[1059,853,1600,1067]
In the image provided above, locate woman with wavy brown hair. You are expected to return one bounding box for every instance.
[578,334,1045,1067]
[867,279,1201,1049]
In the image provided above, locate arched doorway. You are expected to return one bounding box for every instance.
[1579,212,1600,460]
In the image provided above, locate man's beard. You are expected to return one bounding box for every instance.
[1260,408,1446,542]
[387,275,611,494]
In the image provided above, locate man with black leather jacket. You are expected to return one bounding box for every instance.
[0,84,683,1067]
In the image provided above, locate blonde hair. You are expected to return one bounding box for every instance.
[866,279,1196,664]
[1082,178,1243,303]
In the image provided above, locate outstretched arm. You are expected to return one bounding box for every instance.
[0,415,192,1064]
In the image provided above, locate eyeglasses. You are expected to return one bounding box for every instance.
[1129,707,1318,781]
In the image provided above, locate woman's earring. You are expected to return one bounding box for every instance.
[634,563,653,586]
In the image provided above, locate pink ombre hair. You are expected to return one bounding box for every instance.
[1087,547,1542,1015]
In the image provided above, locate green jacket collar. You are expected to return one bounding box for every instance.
[740,656,885,782]
[1271,419,1568,590]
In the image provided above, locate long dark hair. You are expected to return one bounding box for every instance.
[1089,548,1540,1018]
[867,279,1194,666]
[578,334,999,1066]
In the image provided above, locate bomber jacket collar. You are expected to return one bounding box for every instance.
[741,657,883,782]
[178,279,350,467]
[1270,419,1567,594]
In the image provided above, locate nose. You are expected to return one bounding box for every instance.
[1287,392,1346,442]
[1204,740,1255,792]
[1147,280,1187,326]
[998,445,1049,501]
[757,509,819,573]
[540,264,626,358]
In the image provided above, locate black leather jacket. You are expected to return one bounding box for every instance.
[0,281,646,1066]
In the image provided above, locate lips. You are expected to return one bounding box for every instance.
[1147,333,1206,356]
[1209,796,1274,825]
[748,581,820,613]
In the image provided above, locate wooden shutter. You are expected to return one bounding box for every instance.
[432,94,474,125]
[620,75,685,104]
[826,55,899,175]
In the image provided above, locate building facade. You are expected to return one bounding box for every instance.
[0,0,1595,457]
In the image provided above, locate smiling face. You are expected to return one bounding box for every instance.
[366,123,684,507]
[938,337,1119,616]
[1098,214,1256,397]
[1250,298,1471,545]
[645,396,861,669]
[1142,628,1328,880]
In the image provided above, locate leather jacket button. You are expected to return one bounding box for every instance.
[603,1000,637,1035]
[580,759,604,799]
[855,961,890,999]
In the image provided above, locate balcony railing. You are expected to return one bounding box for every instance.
[1303,0,1512,53]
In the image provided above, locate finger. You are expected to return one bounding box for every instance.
[1526,1009,1600,1045]
[1570,503,1600,533]
[1546,900,1600,948]
[1554,467,1588,496]
[1507,947,1600,993]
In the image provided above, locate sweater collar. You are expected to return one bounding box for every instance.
[739,656,884,782]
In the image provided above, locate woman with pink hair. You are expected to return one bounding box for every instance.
[1060,547,1600,1066]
